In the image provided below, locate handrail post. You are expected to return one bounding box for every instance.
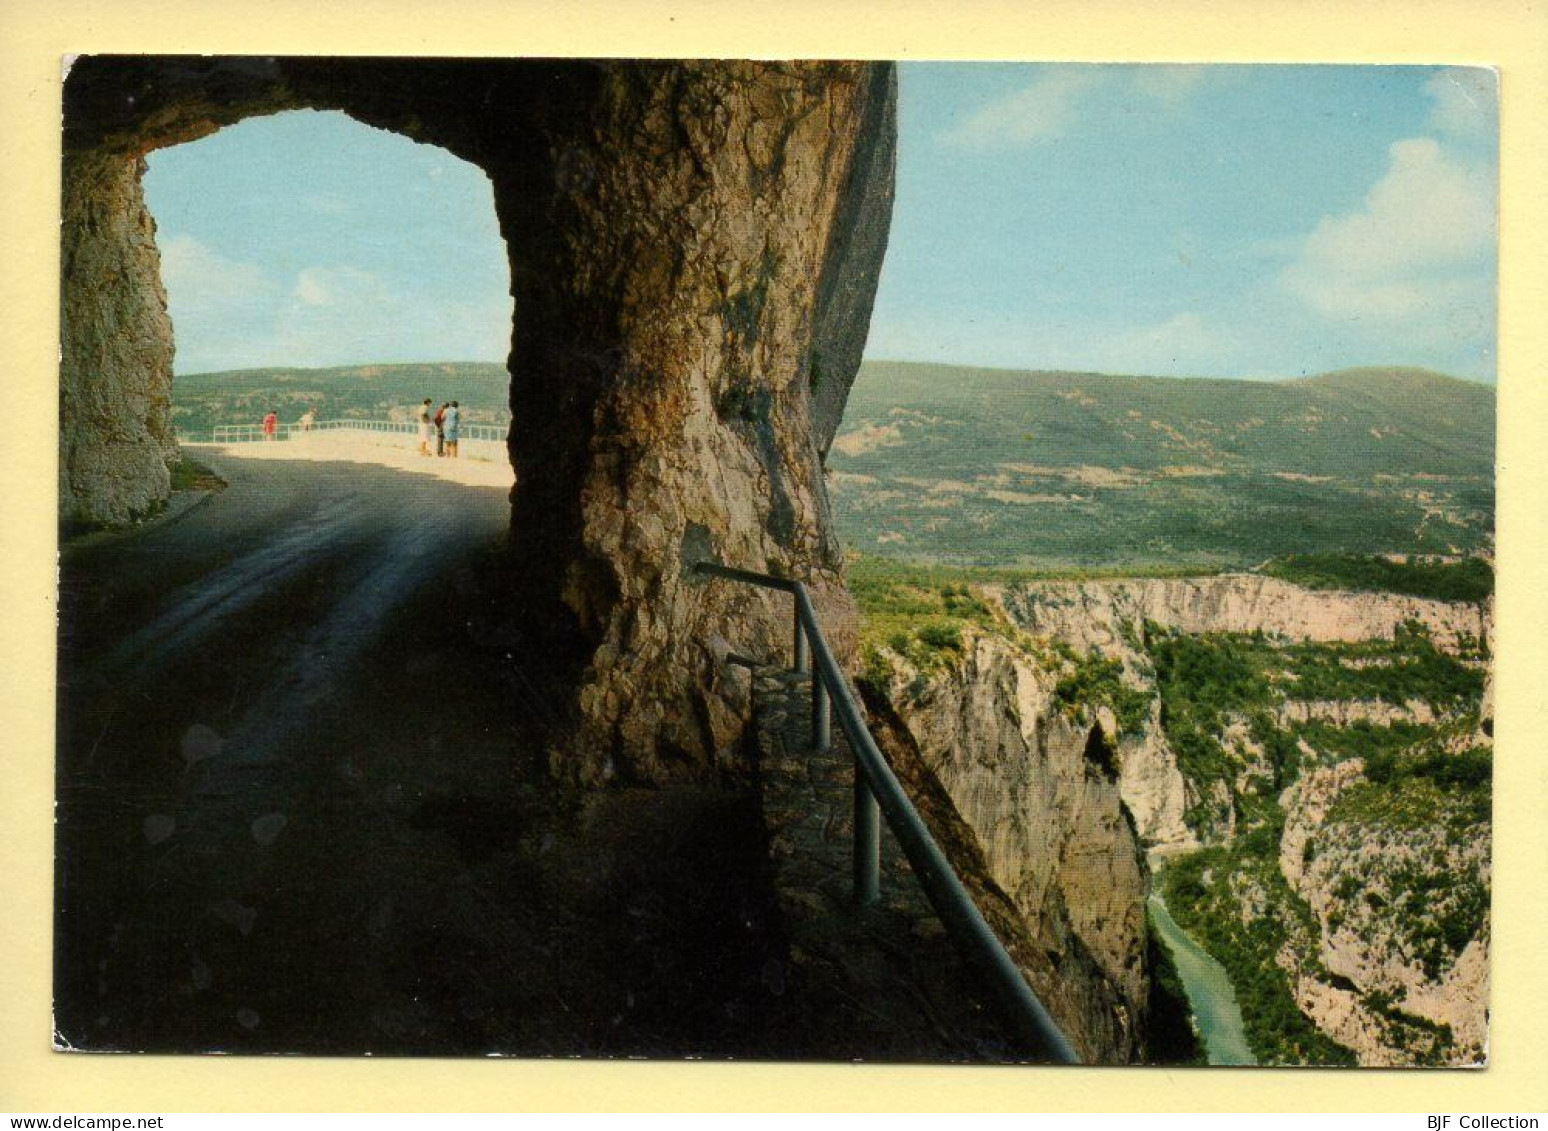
[793,604,808,673]
[854,770,881,907]
[812,668,831,754]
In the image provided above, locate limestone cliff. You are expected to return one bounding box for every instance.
[867,630,1151,1063]
[59,153,178,527]
[995,573,1488,651]
[991,574,1491,853]
[1278,762,1490,1065]
[976,570,1492,1066]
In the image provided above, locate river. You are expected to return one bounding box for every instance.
[1147,892,1257,1066]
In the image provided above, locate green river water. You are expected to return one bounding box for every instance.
[1147,892,1257,1066]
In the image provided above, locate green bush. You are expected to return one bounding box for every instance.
[916,620,964,652]
[1053,653,1150,737]
[1261,554,1494,603]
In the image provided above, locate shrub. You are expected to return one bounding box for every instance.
[916,620,964,652]
[1261,554,1494,603]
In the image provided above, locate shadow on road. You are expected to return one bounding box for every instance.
[54,453,794,1057]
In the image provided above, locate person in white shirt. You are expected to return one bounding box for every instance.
[416,398,433,456]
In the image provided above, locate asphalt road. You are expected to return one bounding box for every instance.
[56,451,527,1051]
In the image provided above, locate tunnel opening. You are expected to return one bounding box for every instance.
[141,107,516,470]
[61,56,896,785]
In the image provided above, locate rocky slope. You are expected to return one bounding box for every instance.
[866,630,1153,1063]
[1278,761,1490,1064]
[864,567,1491,1066]
[992,573,1491,853]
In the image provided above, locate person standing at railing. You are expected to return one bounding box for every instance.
[443,401,460,458]
[434,402,448,457]
[262,409,277,441]
[416,398,433,456]
[299,406,315,433]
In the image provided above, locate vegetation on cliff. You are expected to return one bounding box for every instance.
[836,361,1494,1066]
[171,362,513,440]
[853,555,1493,1066]
[1260,554,1494,603]
[1159,844,1359,1066]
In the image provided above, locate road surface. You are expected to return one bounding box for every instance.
[54,446,786,1056]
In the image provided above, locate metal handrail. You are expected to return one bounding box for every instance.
[694,559,1080,1064]
[205,419,510,444]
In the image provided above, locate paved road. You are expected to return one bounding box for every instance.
[57,446,817,1059]
[56,450,524,1051]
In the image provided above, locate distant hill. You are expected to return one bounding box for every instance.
[830,361,1494,570]
[172,362,511,439]
[173,358,1495,571]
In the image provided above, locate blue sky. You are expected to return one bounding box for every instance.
[870,64,1497,381]
[144,63,1497,381]
[144,112,512,375]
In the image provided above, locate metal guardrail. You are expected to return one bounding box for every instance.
[694,560,1081,1064]
[203,419,509,444]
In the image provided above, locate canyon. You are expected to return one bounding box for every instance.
[863,570,1492,1066]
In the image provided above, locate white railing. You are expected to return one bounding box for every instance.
[199,419,510,445]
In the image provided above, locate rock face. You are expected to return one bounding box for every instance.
[61,57,897,780]
[992,574,1492,852]
[982,571,1492,1066]
[59,153,178,526]
[1280,763,1490,1065]
[995,573,1489,655]
[870,630,1151,1063]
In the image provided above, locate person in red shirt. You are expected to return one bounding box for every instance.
[262,410,278,441]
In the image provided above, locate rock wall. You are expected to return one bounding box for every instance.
[995,574,1490,653]
[992,574,1493,852]
[1280,762,1490,1064]
[496,61,893,782]
[985,571,1492,1066]
[59,153,178,527]
[61,57,896,781]
[870,631,1152,1062]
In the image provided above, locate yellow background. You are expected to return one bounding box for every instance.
[3,0,1545,1113]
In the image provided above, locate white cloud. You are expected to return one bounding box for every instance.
[937,70,1102,150]
[1279,136,1494,324]
[270,267,509,368]
[292,266,383,308]
[158,235,271,311]
[301,195,352,216]
[1425,67,1497,144]
[1129,65,1209,108]
[937,65,1216,153]
[1090,310,1238,374]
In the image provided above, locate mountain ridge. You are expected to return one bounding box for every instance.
[829,359,1493,570]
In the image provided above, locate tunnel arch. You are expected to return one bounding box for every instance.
[142,107,515,399]
[62,55,897,780]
